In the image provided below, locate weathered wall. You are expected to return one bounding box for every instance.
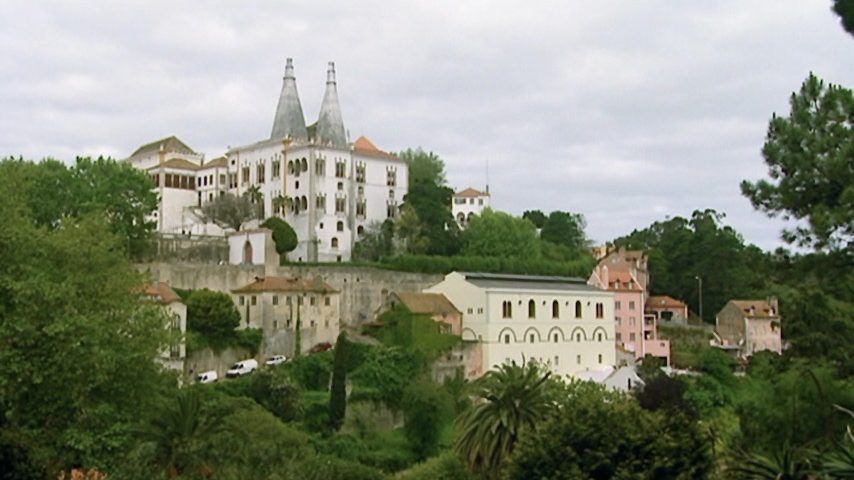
[139,262,442,326]
[185,346,254,381]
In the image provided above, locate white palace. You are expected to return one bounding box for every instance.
[126,59,408,263]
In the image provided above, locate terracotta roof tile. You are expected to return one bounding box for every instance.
[454,187,489,198]
[353,135,398,160]
[232,276,338,294]
[147,158,201,171]
[607,271,642,291]
[646,295,688,309]
[394,292,460,315]
[131,135,196,157]
[142,282,182,305]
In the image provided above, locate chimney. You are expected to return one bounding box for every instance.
[767,296,778,316]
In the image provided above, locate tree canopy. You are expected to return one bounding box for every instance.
[200,192,258,231]
[833,0,854,38]
[540,210,589,255]
[0,156,158,258]
[461,209,540,259]
[261,216,298,256]
[185,289,242,344]
[741,73,853,253]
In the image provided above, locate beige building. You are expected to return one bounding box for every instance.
[715,298,782,357]
[232,276,340,356]
[426,272,616,379]
[142,282,186,371]
[382,291,462,336]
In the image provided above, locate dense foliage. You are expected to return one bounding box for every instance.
[261,216,298,256]
[741,73,853,252]
[0,156,158,258]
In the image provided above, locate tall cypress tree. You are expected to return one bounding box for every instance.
[329,332,349,430]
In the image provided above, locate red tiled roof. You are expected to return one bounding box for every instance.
[394,292,460,315]
[646,295,687,309]
[143,282,182,305]
[608,271,642,291]
[353,135,398,160]
[455,187,489,198]
[232,276,338,294]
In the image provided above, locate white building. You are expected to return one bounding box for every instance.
[425,272,617,379]
[452,188,490,228]
[127,59,408,261]
[142,282,187,372]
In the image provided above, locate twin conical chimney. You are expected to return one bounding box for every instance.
[270,59,347,146]
[270,58,308,140]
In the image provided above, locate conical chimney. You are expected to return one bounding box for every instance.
[315,61,347,146]
[270,58,308,140]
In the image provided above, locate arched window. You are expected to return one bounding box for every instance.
[287,161,294,174]
[301,158,308,172]
[552,300,559,318]
[242,240,252,264]
[301,196,308,210]
[357,225,364,235]
[502,301,512,318]
[528,299,536,318]
[457,212,465,223]
[337,221,344,232]
[575,300,582,318]
[331,237,339,248]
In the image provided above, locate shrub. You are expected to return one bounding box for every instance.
[287,351,333,391]
[261,217,298,255]
[293,454,386,480]
[401,379,453,459]
[398,452,472,480]
[185,289,241,345]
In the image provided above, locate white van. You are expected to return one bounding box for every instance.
[196,370,218,384]
[226,359,258,377]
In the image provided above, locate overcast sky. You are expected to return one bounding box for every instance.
[1,1,852,249]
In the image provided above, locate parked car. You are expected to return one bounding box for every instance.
[226,359,258,377]
[265,355,288,366]
[196,370,218,384]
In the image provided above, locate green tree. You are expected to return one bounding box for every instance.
[505,382,713,480]
[454,361,556,478]
[522,210,547,228]
[0,183,170,474]
[398,148,460,256]
[329,332,349,430]
[200,192,258,231]
[461,209,540,260]
[261,216,298,256]
[185,289,241,345]
[741,73,853,253]
[401,380,452,460]
[0,156,158,259]
[137,389,211,479]
[833,0,854,38]
[540,210,589,255]
[353,220,396,261]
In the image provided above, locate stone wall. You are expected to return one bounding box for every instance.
[140,262,442,326]
[185,346,254,381]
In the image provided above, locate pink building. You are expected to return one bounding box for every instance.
[589,249,670,365]
[646,295,690,324]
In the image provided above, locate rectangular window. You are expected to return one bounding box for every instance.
[356,200,366,217]
[219,174,226,185]
[616,332,622,341]
[316,194,326,211]
[554,356,559,366]
[355,163,366,183]
[386,203,397,219]
[335,160,346,178]
[598,354,603,364]
[257,164,265,183]
[386,168,397,186]
[576,355,581,364]
[336,196,346,213]
[477,307,484,314]
[239,296,245,306]
[629,301,636,310]
[615,301,621,310]
[629,333,636,341]
[251,296,257,306]
[315,158,325,176]
[272,160,281,178]
[310,296,316,306]
[467,308,473,314]
[272,295,279,305]
[241,167,250,184]
[325,296,331,306]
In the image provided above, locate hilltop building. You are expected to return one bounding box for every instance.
[127,59,408,262]
[589,248,670,365]
[715,298,782,357]
[426,272,616,378]
[231,275,340,356]
[452,187,490,228]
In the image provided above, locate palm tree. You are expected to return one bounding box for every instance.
[728,444,816,480]
[454,360,555,479]
[242,185,264,218]
[138,389,211,479]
